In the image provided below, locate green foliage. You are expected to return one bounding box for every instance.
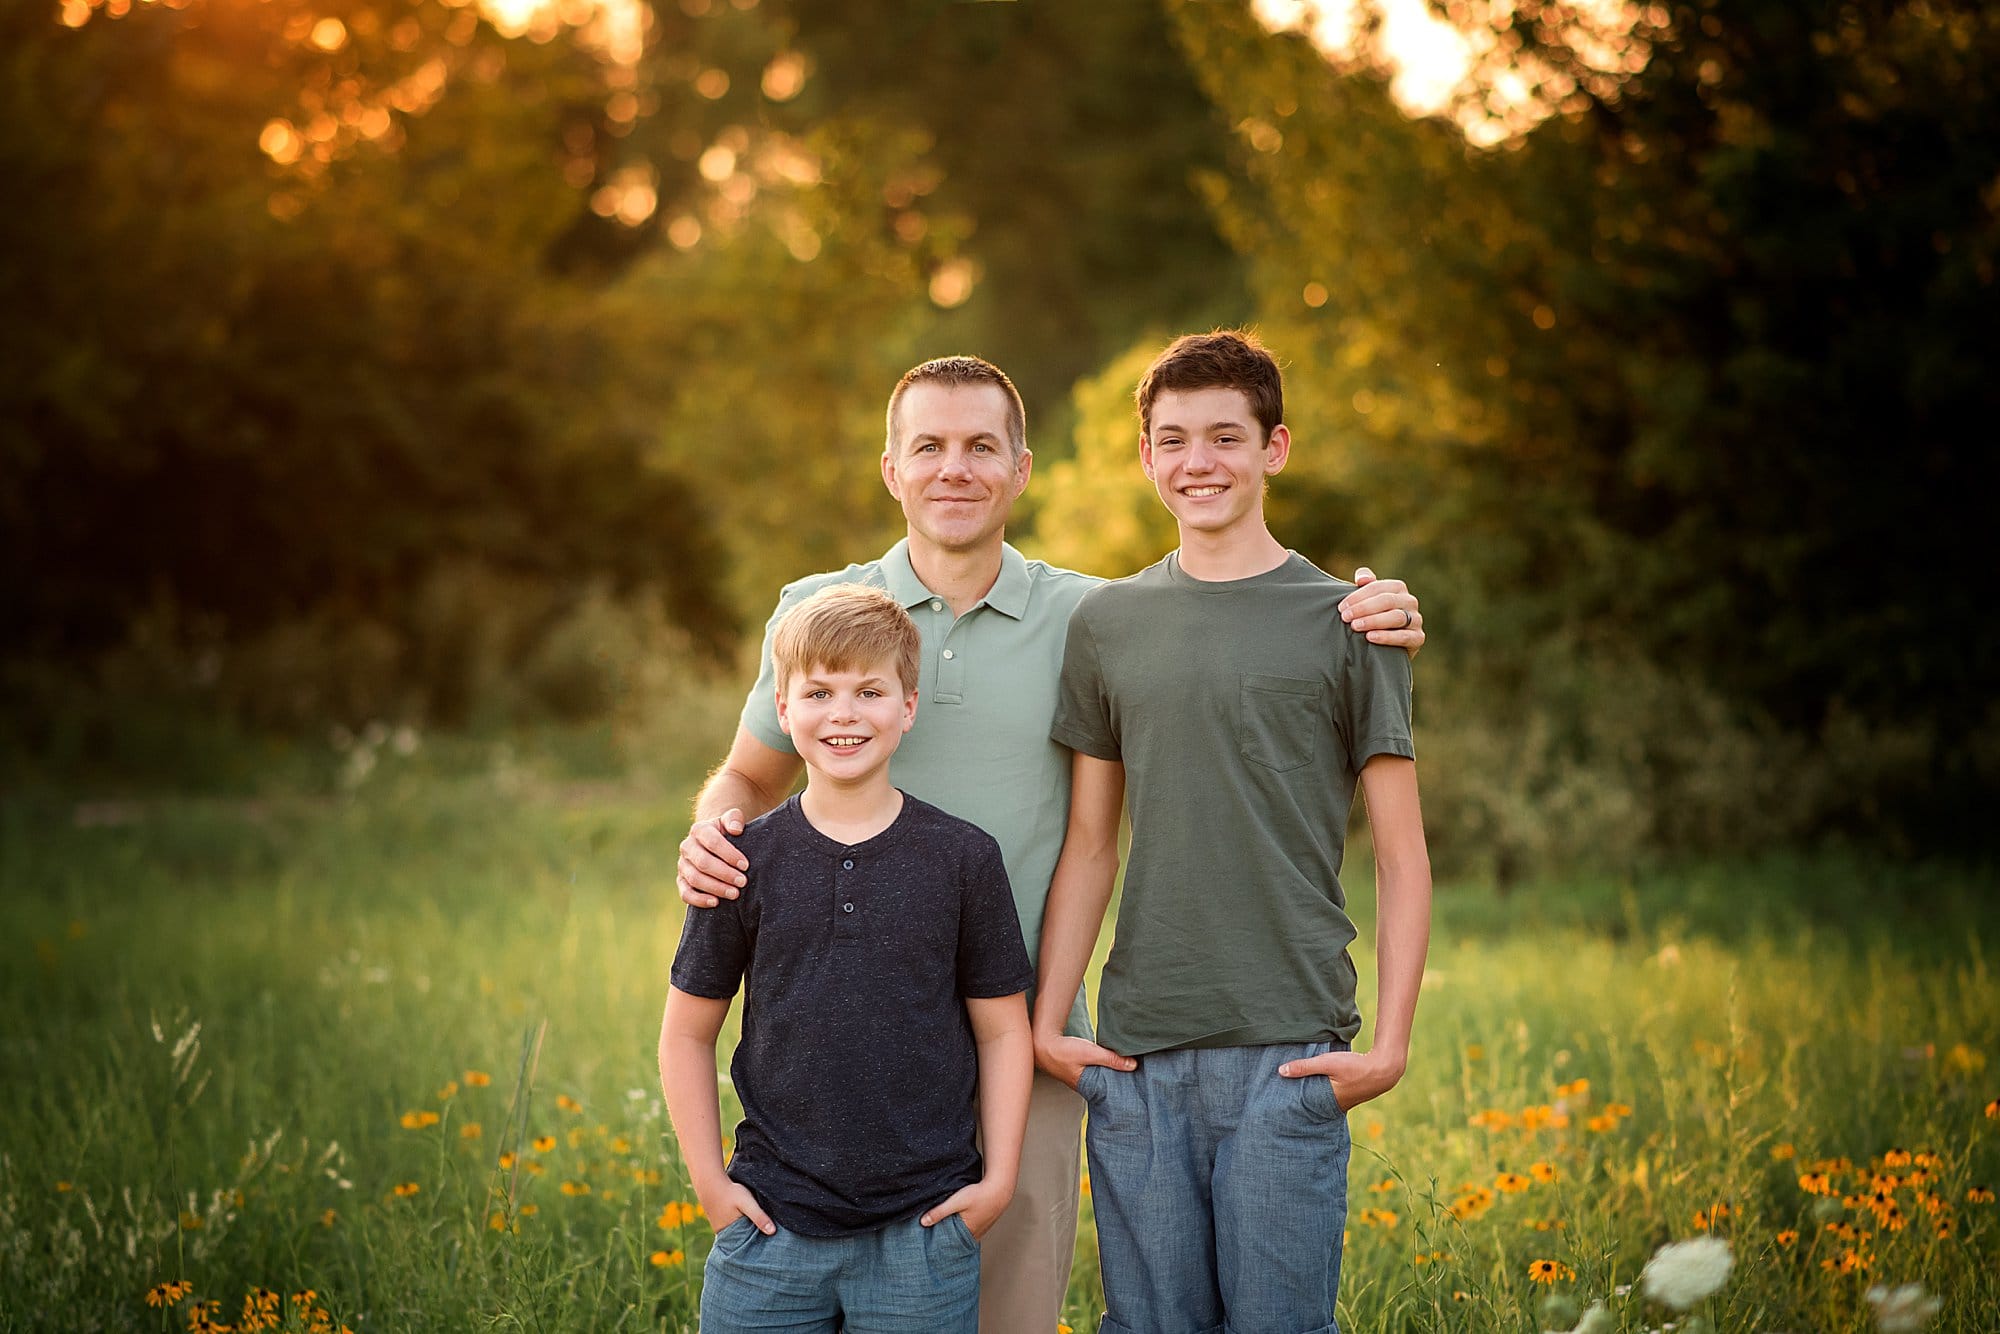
[1162,0,1999,853]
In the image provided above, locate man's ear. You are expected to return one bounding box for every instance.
[880,448,901,501]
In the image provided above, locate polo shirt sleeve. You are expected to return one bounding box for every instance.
[738,583,807,755]
[957,833,1034,999]
[1341,638,1416,767]
[669,887,753,1000]
[1049,604,1120,761]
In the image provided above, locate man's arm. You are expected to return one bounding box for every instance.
[677,726,804,907]
[1341,567,1427,655]
[920,993,1032,1239]
[1031,751,1137,1087]
[1277,755,1432,1107]
[658,986,775,1233]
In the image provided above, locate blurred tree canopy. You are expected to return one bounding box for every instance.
[1,0,1990,851]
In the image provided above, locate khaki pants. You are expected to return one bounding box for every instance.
[977,1071,1086,1334]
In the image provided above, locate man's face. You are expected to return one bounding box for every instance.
[881,383,1032,555]
[1140,386,1290,539]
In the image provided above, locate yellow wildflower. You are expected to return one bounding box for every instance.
[392,1182,420,1198]
[557,1094,583,1113]
[1527,1258,1574,1284]
[560,1181,590,1197]
[399,1110,440,1130]
[460,1123,482,1141]
[1775,1229,1798,1246]
[1496,1172,1531,1194]
[532,1135,556,1153]
[1967,1186,1995,1204]
[465,1070,492,1087]
[438,1080,459,1100]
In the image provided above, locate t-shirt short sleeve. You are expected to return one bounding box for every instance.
[1049,605,1120,760]
[738,585,806,756]
[669,892,753,1000]
[956,833,1034,999]
[1341,639,1416,768]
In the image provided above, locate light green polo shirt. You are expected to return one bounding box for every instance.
[740,539,1100,1035]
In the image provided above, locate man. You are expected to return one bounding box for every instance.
[676,355,1425,1332]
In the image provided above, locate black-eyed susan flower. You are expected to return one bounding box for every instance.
[1880,1149,1912,1168]
[1469,1108,1512,1131]
[1798,1171,1834,1195]
[146,1282,185,1308]
[1451,1291,1471,1302]
[1496,1172,1530,1194]
[532,1135,555,1153]
[556,1094,582,1114]
[1775,1229,1798,1246]
[1529,1162,1559,1183]
[1604,1102,1633,1118]
[488,1211,509,1232]
[518,1203,538,1217]
[399,1110,440,1130]
[392,1182,420,1198]
[649,1248,686,1267]
[610,1136,632,1155]
[524,1161,545,1176]
[465,1070,492,1087]
[1527,1259,1574,1284]
[559,1180,590,1197]
[1967,1185,1995,1204]
[1520,1105,1557,1131]
[498,1152,517,1170]
[1585,1114,1618,1133]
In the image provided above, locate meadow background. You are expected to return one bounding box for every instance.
[4,0,1997,1329]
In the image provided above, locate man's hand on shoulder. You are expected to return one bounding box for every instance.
[1278,1046,1407,1112]
[1339,566,1425,656]
[1033,1031,1136,1092]
[677,810,749,908]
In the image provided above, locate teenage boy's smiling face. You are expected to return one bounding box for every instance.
[776,656,917,781]
[1140,386,1291,539]
[881,382,1032,555]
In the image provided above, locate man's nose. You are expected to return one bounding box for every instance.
[1185,441,1216,472]
[938,448,973,480]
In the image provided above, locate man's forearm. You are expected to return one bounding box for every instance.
[692,762,785,825]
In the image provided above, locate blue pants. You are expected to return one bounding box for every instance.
[1080,1041,1351,1334]
[698,1212,980,1333]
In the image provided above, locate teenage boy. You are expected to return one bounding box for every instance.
[659,583,1035,1333]
[675,355,1427,1332]
[1032,330,1433,1334]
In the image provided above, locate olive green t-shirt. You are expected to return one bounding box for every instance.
[1050,551,1415,1056]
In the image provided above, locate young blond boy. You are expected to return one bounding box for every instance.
[659,583,1034,1333]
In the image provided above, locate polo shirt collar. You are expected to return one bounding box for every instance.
[880,539,1032,621]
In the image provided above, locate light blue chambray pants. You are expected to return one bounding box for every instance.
[698,1212,979,1333]
[1080,1041,1351,1334]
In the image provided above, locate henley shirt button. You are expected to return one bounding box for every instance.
[841,902,854,913]
[841,859,854,870]
[942,649,955,660]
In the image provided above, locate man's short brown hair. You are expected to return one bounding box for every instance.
[1135,330,1284,439]
[885,355,1028,459]
[771,584,922,696]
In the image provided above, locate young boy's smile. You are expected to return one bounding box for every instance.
[776,657,917,781]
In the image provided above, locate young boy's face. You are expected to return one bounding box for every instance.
[776,655,918,783]
[1140,386,1291,540]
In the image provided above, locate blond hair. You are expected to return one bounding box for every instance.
[771,584,921,694]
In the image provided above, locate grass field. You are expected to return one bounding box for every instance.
[4,735,1996,1332]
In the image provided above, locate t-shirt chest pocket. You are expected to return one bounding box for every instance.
[1237,673,1326,772]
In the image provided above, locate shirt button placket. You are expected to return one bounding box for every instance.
[836,854,859,934]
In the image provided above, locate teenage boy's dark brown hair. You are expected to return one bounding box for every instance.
[1135,330,1284,440]
[771,584,922,697]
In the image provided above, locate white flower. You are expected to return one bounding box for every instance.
[1546,1301,1613,1334]
[1640,1236,1733,1310]
[1865,1284,1941,1332]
